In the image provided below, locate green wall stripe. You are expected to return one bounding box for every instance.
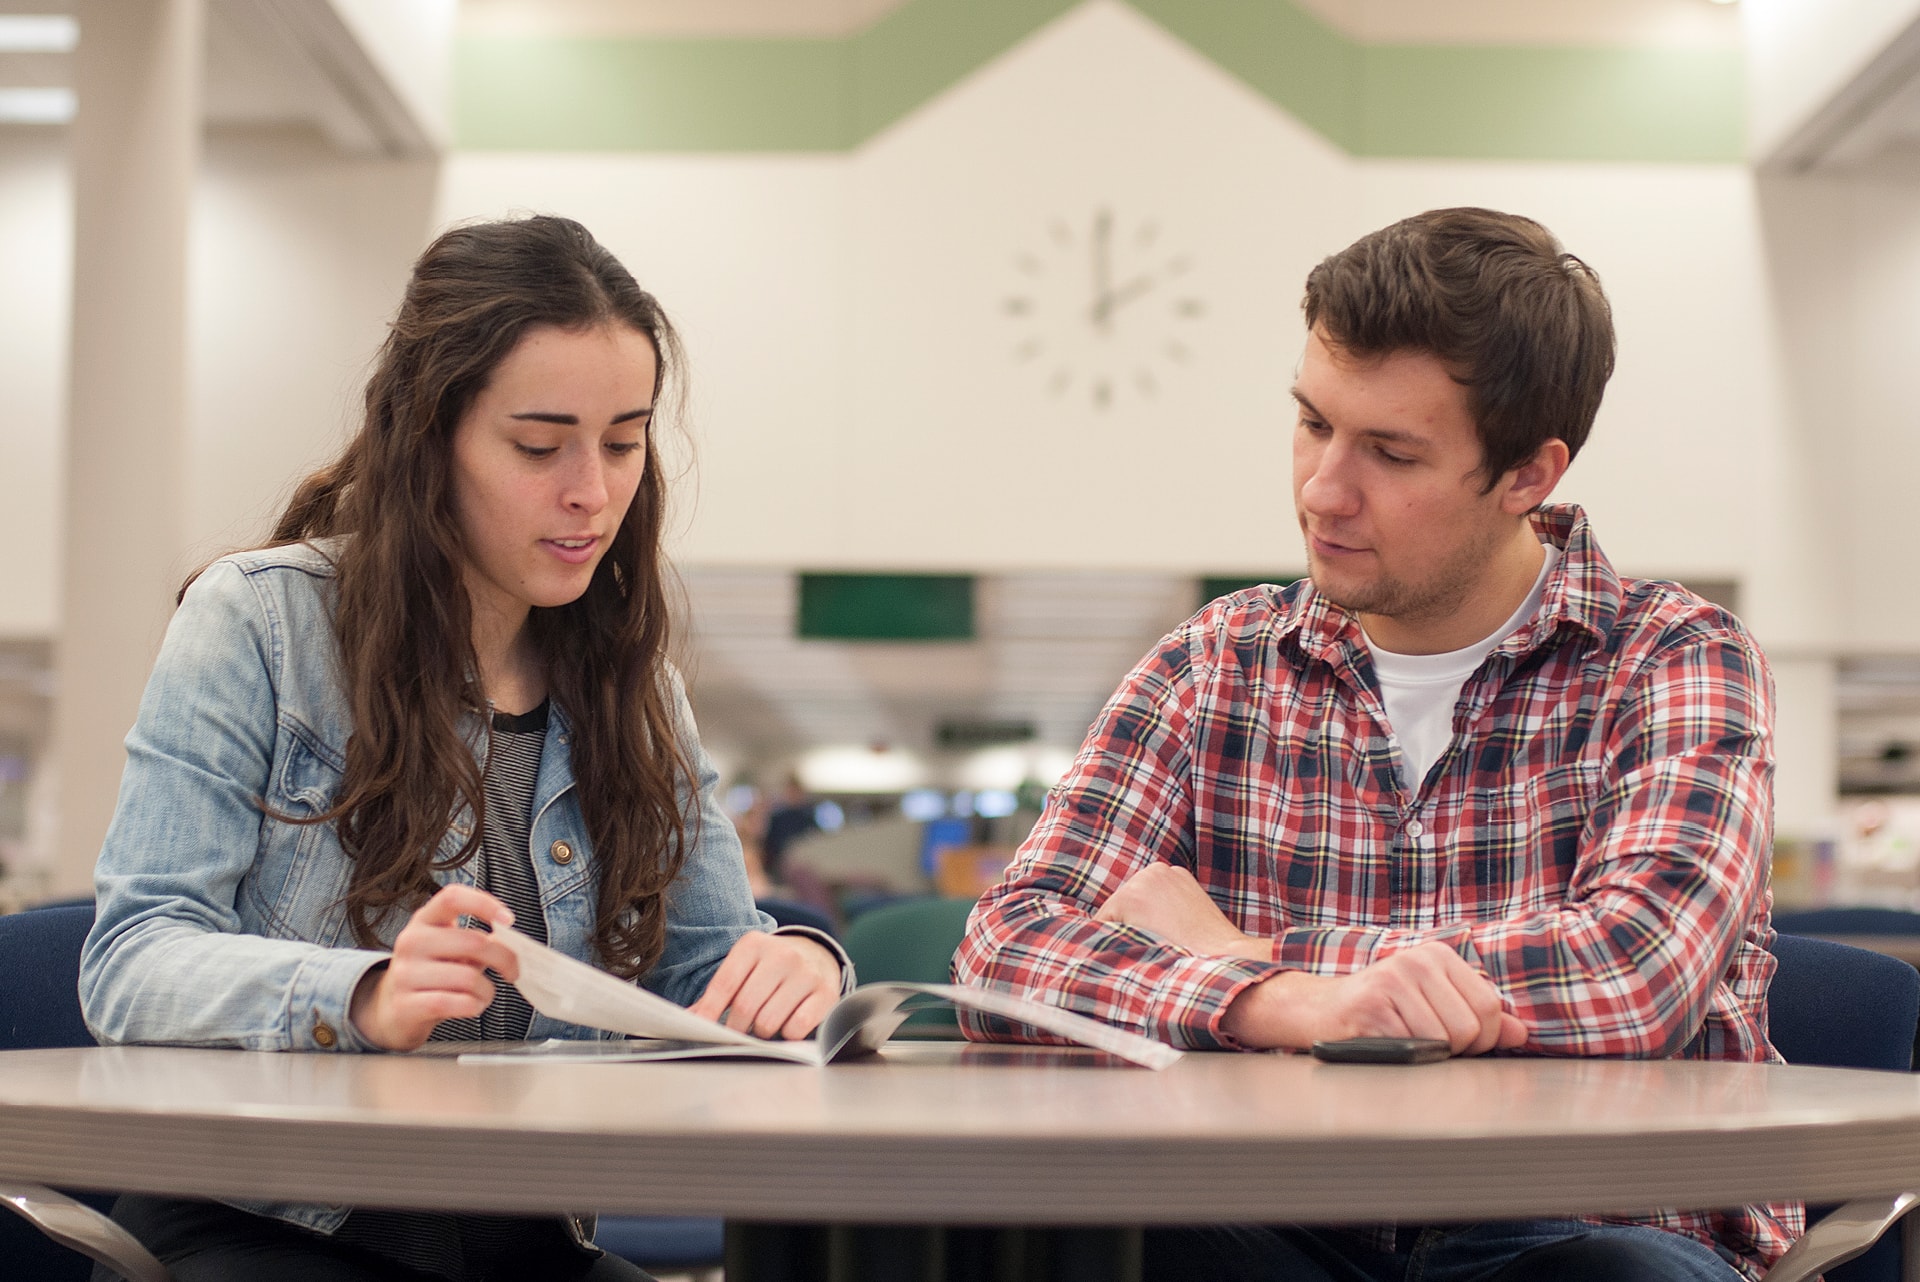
[452,0,1745,164]
[455,36,852,151]
[1125,0,1359,152]
[1359,46,1744,162]
[848,0,1078,144]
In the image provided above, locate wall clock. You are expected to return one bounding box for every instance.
[1002,207,1205,410]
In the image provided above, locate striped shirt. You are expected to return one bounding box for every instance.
[339,702,563,1278]
[954,504,1794,1278]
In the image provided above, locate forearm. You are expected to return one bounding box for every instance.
[955,881,1285,1049]
[83,913,389,1051]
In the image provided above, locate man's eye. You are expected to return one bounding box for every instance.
[1299,416,1329,434]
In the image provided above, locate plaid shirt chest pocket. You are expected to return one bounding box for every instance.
[1448,760,1602,916]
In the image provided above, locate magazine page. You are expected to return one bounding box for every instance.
[818,984,1182,1070]
[491,925,766,1048]
[487,926,1182,1070]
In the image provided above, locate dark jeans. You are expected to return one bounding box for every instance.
[94,1196,656,1282]
[1144,1220,1747,1282]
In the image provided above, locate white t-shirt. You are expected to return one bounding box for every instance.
[1364,545,1559,793]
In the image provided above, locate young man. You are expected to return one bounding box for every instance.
[954,208,1788,1282]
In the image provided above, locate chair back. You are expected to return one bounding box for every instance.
[842,897,976,1034]
[1774,907,1920,940]
[842,897,976,985]
[1769,932,1920,1282]
[1769,932,1920,1071]
[755,896,839,939]
[0,904,107,1282]
[0,905,96,1051]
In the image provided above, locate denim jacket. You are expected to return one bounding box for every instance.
[81,540,829,1234]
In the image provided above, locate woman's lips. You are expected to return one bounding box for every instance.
[541,536,599,565]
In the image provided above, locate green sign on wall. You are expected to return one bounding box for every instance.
[798,573,976,641]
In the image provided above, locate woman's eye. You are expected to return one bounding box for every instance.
[514,444,558,459]
[606,440,644,457]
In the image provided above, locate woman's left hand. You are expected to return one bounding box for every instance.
[688,932,844,1039]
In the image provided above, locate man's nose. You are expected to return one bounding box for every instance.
[1297,442,1359,518]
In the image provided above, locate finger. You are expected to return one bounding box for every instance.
[1497,1013,1528,1049]
[723,951,792,1035]
[780,985,839,1040]
[389,959,498,1004]
[391,989,496,1045]
[1383,983,1450,1043]
[689,934,767,1023]
[397,923,520,980]
[743,972,811,1039]
[413,883,515,931]
[1410,959,1499,1053]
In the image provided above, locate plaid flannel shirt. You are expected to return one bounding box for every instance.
[954,504,1794,1277]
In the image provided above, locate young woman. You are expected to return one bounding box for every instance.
[79,215,846,1281]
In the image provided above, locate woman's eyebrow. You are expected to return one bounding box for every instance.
[508,408,652,425]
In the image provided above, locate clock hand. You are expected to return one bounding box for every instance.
[1103,274,1156,314]
[1091,209,1113,331]
[1090,273,1157,331]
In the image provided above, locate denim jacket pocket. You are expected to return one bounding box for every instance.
[247,724,354,947]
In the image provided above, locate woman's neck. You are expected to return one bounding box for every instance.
[469,597,547,717]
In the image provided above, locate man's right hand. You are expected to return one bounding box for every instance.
[349,883,520,1052]
[1221,940,1527,1056]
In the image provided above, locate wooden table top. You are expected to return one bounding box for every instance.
[1,1042,1916,1225]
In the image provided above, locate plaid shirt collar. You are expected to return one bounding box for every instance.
[1277,502,1621,672]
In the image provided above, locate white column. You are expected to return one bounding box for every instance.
[49,0,204,897]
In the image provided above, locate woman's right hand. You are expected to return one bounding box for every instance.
[349,884,520,1051]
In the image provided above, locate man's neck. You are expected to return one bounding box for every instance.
[1360,526,1547,656]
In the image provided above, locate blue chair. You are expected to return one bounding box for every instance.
[841,897,975,1034]
[756,895,839,939]
[0,905,170,1281]
[592,1215,722,1280]
[1774,905,1920,939]
[1763,932,1920,1282]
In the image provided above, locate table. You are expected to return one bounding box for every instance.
[3,1043,1919,1277]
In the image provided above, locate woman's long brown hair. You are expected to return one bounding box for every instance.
[242,215,691,980]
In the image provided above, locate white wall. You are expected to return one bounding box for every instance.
[437,2,1806,600]
[0,138,70,638]
[1745,0,1920,162]
[9,0,1920,843]
[186,133,439,561]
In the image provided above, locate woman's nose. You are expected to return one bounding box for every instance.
[563,455,609,514]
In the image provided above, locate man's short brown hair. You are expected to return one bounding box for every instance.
[1302,207,1615,485]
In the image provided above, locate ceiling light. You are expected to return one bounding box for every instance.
[0,15,78,52]
[0,88,74,124]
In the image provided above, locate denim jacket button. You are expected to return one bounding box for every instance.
[550,840,574,865]
[313,1021,338,1049]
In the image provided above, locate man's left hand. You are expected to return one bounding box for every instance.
[1095,862,1271,962]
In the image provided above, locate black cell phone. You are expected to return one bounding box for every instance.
[1309,1036,1452,1064]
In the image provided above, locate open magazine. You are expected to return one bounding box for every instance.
[456,925,1181,1070]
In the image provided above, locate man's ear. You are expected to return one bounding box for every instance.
[1498,438,1571,515]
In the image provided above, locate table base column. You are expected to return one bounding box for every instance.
[725,1223,1143,1282]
